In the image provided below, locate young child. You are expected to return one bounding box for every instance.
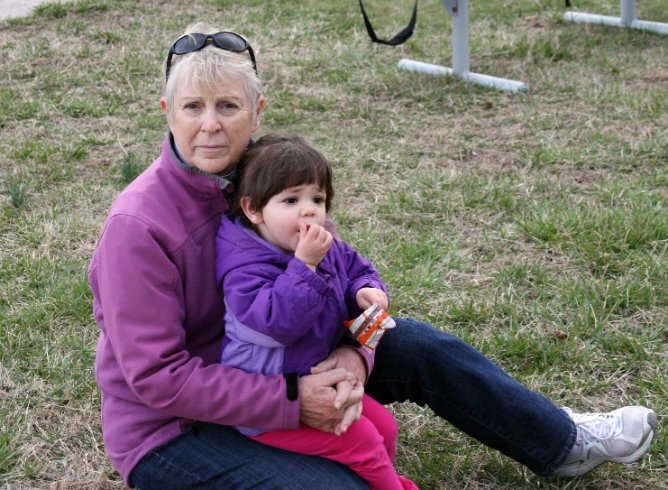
[215,133,418,490]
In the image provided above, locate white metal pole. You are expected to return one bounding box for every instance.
[620,0,636,27]
[452,0,470,74]
[564,0,668,35]
[397,59,453,76]
[563,11,668,35]
[398,0,529,92]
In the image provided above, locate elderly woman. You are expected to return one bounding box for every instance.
[88,23,656,489]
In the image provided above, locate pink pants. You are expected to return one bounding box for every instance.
[251,394,418,490]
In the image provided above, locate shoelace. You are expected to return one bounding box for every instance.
[567,410,617,444]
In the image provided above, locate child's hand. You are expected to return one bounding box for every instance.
[295,223,333,271]
[356,287,389,311]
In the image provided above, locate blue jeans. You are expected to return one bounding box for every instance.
[366,318,575,476]
[131,317,576,489]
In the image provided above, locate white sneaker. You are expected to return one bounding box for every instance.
[552,406,657,477]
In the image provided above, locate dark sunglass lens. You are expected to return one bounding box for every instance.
[213,32,247,51]
[172,34,207,55]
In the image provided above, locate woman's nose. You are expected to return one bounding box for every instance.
[201,110,222,132]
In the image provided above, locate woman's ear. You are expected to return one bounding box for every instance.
[252,96,265,132]
[160,97,172,126]
[240,196,263,224]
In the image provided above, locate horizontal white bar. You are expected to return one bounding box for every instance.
[563,12,625,27]
[460,71,529,93]
[398,59,454,76]
[564,12,668,35]
[398,59,529,92]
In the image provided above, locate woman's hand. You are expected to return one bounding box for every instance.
[298,368,361,433]
[332,376,363,435]
[309,346,368,434]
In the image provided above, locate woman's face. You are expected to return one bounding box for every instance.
[162,75,264,174]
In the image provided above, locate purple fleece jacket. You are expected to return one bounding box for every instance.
[216,215,387,435]
[88,137,376,487]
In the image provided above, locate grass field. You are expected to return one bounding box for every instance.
[0,0,666,488]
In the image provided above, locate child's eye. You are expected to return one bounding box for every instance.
[313,196,325,205]
[283,197,297,204]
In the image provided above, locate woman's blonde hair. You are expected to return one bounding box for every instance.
[163,22,262,118]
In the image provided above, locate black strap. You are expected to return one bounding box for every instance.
[284,373,299,401]
[358,0,418,46]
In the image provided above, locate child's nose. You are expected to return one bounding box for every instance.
[301,205,315,216]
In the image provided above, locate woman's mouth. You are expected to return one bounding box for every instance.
[198,145,225,152]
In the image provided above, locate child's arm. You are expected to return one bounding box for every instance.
[223,260,332,347]
[336,240,390,315]
[217,217,333,347]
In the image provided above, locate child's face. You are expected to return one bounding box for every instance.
[244,183,327,253]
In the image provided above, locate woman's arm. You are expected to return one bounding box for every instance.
[93,215,299,430]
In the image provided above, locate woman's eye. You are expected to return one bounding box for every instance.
[220,102,239,112]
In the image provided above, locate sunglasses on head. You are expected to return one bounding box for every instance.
[165,31,257,81]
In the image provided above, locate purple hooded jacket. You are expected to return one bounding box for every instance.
[88,137,376,486]
[216,217,387,375]
[215,216,388,435]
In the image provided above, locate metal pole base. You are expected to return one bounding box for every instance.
[564,12,668,36]
[398,59,529,93]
